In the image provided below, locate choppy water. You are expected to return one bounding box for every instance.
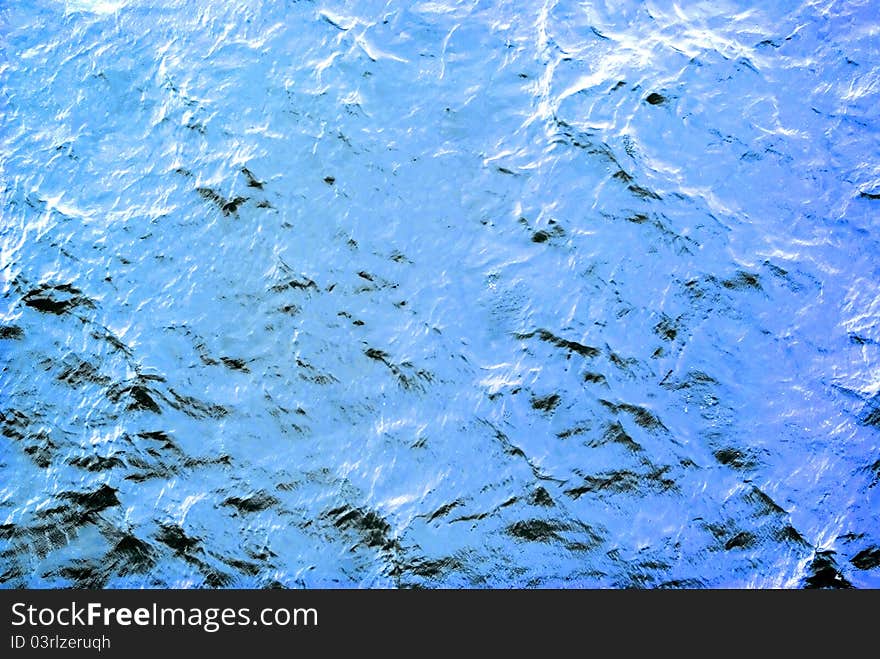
[1,0,879,588]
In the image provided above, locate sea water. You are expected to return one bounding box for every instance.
[1,0,879,588]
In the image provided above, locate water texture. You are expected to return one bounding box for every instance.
[1,0,879,588]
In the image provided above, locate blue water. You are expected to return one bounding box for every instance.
[1,0,878,588]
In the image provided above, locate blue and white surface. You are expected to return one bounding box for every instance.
[1,0,879,588]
